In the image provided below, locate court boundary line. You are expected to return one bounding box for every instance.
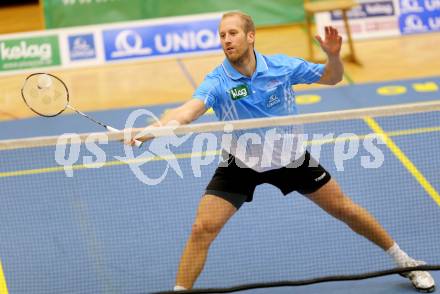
[0,262,8,294]
[2,124,440,178]
[364,117,440,207]
[177,58,198,89]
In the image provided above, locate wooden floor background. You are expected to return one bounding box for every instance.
[0,3,440,121]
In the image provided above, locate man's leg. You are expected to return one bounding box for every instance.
[305,178,435,292]
[175,194,238,290]
[306,178,394,250]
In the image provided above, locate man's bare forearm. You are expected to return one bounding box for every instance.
[135,99,206,142]
[324,55,344,85]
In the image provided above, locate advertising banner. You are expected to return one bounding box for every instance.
[43,0,304,29]
[67,33,97,61]
[315,0,401,40]
[398,0,440,34]
[102,18,221,62]
[0,13,222,76]
[0,35,61,72]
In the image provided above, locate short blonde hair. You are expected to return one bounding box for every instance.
[221,11,256,34]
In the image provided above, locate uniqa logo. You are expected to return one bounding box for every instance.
[404,14,428,31]
[0,41,52,60]
[428,16,440,29]
[400,0,424,13]
[425,0,440,11]
[154,29,220,53]
[111,30,152,58]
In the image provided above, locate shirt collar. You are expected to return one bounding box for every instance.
[221,50,268,80]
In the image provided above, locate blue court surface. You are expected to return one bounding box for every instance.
[0,76,439,294]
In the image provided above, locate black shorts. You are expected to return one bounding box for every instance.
[205,151,331,210]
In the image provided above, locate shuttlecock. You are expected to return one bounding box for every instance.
[37,74,53,89]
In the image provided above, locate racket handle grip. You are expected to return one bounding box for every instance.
[106,126,143,147]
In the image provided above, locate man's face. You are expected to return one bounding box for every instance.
[219,15,254,63]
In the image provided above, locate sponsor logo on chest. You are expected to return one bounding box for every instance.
[229,84,249,100]
[267,94,281,108]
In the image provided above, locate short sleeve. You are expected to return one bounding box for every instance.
[192,74,220,109]
[287,57,325,85]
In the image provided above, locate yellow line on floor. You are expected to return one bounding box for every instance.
[0,261,8,294]
[364,117,440,206]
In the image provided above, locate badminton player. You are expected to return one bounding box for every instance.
[130,12,435,293]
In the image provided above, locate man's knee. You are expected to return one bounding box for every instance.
[191,219,223,242]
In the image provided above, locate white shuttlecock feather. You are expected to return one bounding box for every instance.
[37,74,53,89]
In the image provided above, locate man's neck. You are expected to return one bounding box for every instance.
[231,49,256,78]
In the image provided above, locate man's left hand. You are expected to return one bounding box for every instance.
[315,26,342,58]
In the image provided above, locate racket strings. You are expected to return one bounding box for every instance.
[22,74,69,117]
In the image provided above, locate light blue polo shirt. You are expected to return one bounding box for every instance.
[193,51,325,171]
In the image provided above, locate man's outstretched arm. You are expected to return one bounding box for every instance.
[131,99,207,143]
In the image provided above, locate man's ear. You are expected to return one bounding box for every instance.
[247,31,255,44]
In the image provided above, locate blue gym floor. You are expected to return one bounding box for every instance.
[0,76,439,294]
